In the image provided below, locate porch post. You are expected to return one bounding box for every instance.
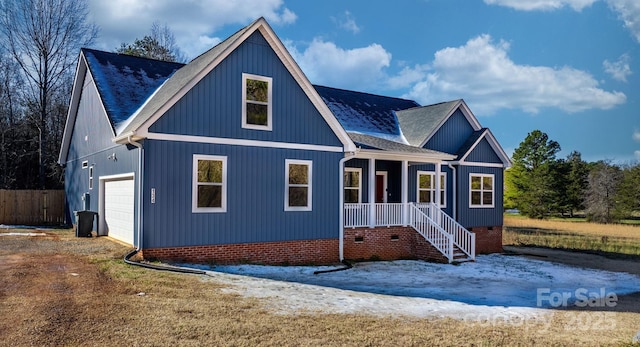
[434,162,441,208]
[369,158,376,228]
[401,160,408,226]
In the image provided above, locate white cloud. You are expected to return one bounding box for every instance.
[607,0,640,43]
[485,0,640,43]
[386,64,430,90]
[484,0,597,11]
[404,35,626,115]
[633,129,640,142]
[87,0,296,59]
[286,39,391,90]
[603,54,632,82]
[635,150,640,160]
[332,11,361,34]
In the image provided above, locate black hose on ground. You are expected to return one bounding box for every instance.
[313,259,353,275]
[123,249,207,275]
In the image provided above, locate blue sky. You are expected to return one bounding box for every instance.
[87,0,639,163]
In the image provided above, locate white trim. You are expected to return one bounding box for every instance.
[285,159,312,211]
[98,172,135,237]
[343,167,362,203]
[417,171,447,208]
[452,161,506,168]
[89,166,94,190]
[242,73,273,131]
[192,154,227,213]
[81,161,89,169]
[375,171,388,203]
[141,132,344,153]
[469,173,495,208]
[355,149,455,162]
[126,18,356,152]
[456,129,511,168]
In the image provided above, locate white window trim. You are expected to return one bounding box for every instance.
[242,73,273,131]
[82,160,89,169]
[469,173,494,208]
[192,154,227,213]
[285,159,312,211]
[89,166,94,190]
[344,167,362,203]
[416,171,446,208]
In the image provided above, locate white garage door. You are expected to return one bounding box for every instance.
[104,179,135,245]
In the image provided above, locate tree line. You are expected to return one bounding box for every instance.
[505,130,640,223]
[0,0,182,190]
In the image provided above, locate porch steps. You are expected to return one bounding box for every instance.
[452,245,474,263]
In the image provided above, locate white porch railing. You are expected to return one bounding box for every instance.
[343,202,475,262]
[416,202,475,260]
[409,203,453,262]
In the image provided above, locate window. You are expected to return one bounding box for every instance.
[344,168,361,203]
[470,174,494,208]
[285,159,312,211]
[82,161,89,169]
[242,73,272,130]
[417,171,446,207]
[89,166,94,190]
[192,154,227,213]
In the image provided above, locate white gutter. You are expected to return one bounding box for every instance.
[448,163,457,220]
[338,151,357,261]
[127,134,144,251]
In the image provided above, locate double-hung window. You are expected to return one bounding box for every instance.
[192,154,227,213]
[285,159,312,211]
[343,168,361,203]
[417,171,446,207]
[242,73,272,130]
[470,173,494,208]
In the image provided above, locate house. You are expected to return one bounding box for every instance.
[59,17,510,265]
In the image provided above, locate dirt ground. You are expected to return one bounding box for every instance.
[1,230,639,346]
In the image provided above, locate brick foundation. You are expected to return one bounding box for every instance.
[343,227,448,263]
[142,238,339,265]
[469,226,503,254]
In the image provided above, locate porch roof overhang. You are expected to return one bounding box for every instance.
[347,132,455,162]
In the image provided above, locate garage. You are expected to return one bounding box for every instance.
[103,177,135,245]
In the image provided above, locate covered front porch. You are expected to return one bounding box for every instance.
[339,141,475,263]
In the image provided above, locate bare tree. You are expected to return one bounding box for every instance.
[0,0,98,188]
[585,161,623,223]
[0,47,23,188]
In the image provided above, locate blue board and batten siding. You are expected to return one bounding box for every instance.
[64,71,139,240]
[423,109,475,153]
[456,166,504,228]
[143,141,341,248]
[465,138,503,164]
[141,31,345,249]
[149,32,342,148]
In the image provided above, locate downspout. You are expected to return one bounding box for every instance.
[447,163,457,220]
[339,151,357,261]
[127,135,144,252]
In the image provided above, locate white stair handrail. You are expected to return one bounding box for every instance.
[409,204,453,262]
[415,203,475,260]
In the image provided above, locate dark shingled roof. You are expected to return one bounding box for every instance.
[314,85,419,143]
[396,100,461,147]
[455,129,487,157]
[82,48,184,129]
[348,132,453,157]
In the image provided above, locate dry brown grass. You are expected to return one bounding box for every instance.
[1,228,640,346]
[505,216,640,239]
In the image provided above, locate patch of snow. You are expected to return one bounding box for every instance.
[0,232,47,236]
[176,254,640,320]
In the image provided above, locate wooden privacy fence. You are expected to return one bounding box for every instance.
[0,190,65,225]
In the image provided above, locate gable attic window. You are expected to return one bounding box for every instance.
[242,73,272,130]
[285,159,312,211]
[469,173,494,208]
[192,154,227,213]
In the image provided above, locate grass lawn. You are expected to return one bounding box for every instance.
[1,228,640,346]
[504,215,640,257]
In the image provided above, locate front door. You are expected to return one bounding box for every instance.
[375,171,387,203]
